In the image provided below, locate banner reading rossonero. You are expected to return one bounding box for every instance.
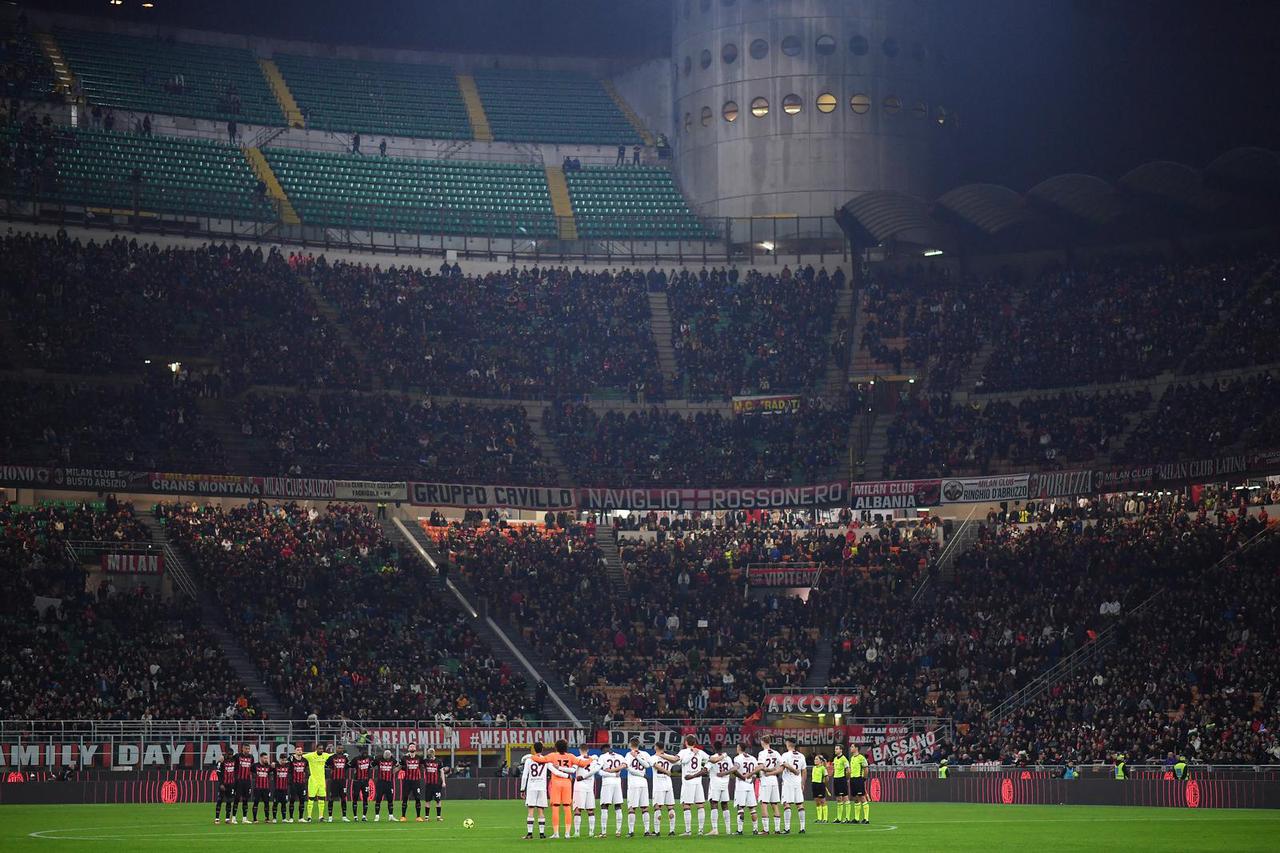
[578,481,847,511]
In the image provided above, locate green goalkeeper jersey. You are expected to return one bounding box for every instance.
[303,751,333,779]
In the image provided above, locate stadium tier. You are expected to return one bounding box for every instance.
[54,27,282,126]
[564,166,708,240]
[272,54,470,139]
[471,68,639,145]
[263,147,556,235]
[1,23,57,101]
[39,127,275,220]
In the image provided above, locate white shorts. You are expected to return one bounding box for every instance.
[524,788,548,808]
[626,778,650,809]
[680,780,706,805]
[781,781,805,804]
[652,782,675,807]
[707,781,731,803]
[733,780,758,808]
[573,783,596,810]
[757,778,781,804]
[599,780,624,806]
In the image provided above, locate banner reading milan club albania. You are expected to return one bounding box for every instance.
[578,481,848,512]
[101,553,164,575]
[850,479,942,510]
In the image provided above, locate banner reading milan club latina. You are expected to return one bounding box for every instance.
[731,394,803,416]
[578,481,847,512]
[849,479,942,510]
[409,482,576,510]
[101,553,164,575]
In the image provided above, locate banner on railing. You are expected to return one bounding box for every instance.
[101,553,164,575]
[334,480,407,502]
[1093,450,1255,493]
[409,482,576,510]
[849,479,941,510]
[731,394,802,416]
[578,481,847,512]
[1027,469,1093,499]
[941,474,1030,504]
[763,693,859,714]
[149,472,338,500]
[364,726,586,752]
[747,564,824,587]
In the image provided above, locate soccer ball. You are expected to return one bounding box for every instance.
[462,818,475,829]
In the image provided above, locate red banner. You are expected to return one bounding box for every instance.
[100,553,164,575]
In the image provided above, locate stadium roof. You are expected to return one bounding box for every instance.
[838,150,1280,254]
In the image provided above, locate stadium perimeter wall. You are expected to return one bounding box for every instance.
[2,771,1275,809]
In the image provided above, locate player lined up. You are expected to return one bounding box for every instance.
[519,734,815,839]
[213,742,446,825]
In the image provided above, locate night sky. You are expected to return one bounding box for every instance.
[28,0,1280,191]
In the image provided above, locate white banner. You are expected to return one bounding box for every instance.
[941,474,1030,504]
[334,480,407,501]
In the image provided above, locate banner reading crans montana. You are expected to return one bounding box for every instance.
[578,481,847,511]
[409,482,576,510]
[731,394,803,416]
[148,472,338,499]
[849,479,941,510]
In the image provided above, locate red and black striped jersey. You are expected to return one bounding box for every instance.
[401,755,424,781]
[289,758,307,784]
[220,758,238,785]
[253,762,273,789]
[235,754,254,781]
[274,765,290,790]
[375,758,397,782]
[329,753,350,780]
[424,759,443,785]
[353,756,373,780]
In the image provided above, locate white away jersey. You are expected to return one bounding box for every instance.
[781,749,807,782]
[757,748,783,777]
[597,751,626,781]
[733,753,759,780]
[625,750,653,777]
[677,747,709,780]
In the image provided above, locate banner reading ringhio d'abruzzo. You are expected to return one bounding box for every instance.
[940,474,1030,504]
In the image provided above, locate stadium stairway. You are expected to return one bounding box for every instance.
[194,395,265,473]
[523,405,572,486]
[819,286,856,399]
[33,31,75,95]
[543,165,578,240]
[242,146,300,225]
[957,291,1022,391]
[138,513,290,720]
[456,73,494,142]
[858,413,894,479]
[593,525,627,593]
[385,517,589,724]
[646,292,681,391]
[803,633,834,689]
[257,58,305,129]
[600,78,654,146]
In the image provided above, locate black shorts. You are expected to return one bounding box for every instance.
[254,788,272,802]
[289,782,306,801]
[218,782,236,800]
[274,788,288,803]
[375,781,394,800]
[424,783,442,801]
[849,777,867,797]
[811,781,827,799]
[353,779,371,798]
[235,780,252,799]
[402,779,423,799]
[832,778,849,797]
[329,780,348,799]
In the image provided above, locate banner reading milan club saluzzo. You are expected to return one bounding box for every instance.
[1,446,1277,510]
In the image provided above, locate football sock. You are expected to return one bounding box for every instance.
[683,810,692,834]
[736,809,744,834]
[526,816,534,835]
[697,809,705,834]
[710,807,718,833]
[537,818,545,836]
[798,807,806,831]
[588,813,595,836]
[863,801,870,821]
[641,812,651,834]
[627,812,635,835]
[774,815,781,833]
[573,814,581,837]
[784,810,791,832]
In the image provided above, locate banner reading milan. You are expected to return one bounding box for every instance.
[940,474,1030,504]
[101,553,164,575]
[763,693,860,714]
[409,482,576,510]
[1093,452,1253,493]
[578,481,847,511]
[364,726,586,752]
[731,394,803,416]
[849,479,941,510]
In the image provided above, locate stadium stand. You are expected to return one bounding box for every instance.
[41,127,275,221]
[271,54,470,139]
[564,166,707,239]
[1,20,57,102]
[311,260,664,399]
[664,265,844,399]
[545,398,850,486]
[1120,373,1280,463]
[54,27,282,126]
[263,147,556,235]
[239,392,553,483]
[0,500,252,719]
[163,501,533,720]
[471,68,639,145]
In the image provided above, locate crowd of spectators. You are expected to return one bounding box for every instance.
[883,389,1149,479]
[0,500,250,719]
[545,397,849,487]
[664,265,843,399]
[0,374,225,471]
[0,233,358,391]
[162,501,531,720]
[312,259,665,400]
[240,391,552,482]
[860,267,1009,391]
[974,253,1275,393]
[1120,372,1280,464]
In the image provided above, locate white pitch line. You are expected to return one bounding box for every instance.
[31,826,415,841]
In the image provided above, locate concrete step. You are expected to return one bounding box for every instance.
[525,403,572,487]
[646,292,681,391]
[594,525,627,593]
[820,287,855,399]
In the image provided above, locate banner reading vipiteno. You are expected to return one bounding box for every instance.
[578,481,847,511]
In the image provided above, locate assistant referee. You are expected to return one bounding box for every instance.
[849,744,870,825]
[831,744,850,823]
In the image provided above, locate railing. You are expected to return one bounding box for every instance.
[0,178,846,263]
[910,505,977,607]
[0,719,579,739]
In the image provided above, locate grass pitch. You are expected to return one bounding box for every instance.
[4,801,1278,851]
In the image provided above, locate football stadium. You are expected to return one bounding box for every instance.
[1,0,1278,850]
